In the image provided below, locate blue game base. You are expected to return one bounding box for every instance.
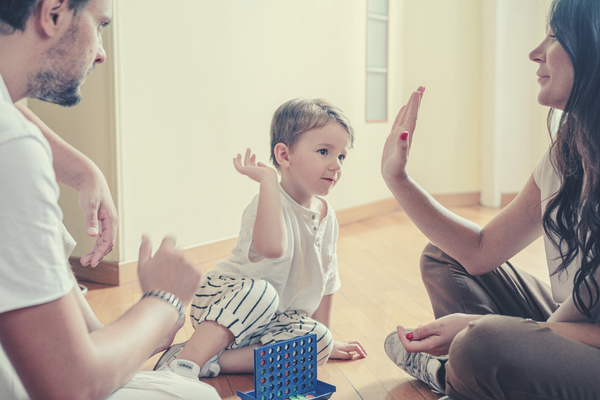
[236,333,336,400]
[237,380,336,400]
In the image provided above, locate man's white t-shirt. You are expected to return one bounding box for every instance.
[214,185,341,316]
[0,74,74,399]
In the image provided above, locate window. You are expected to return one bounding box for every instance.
[366,0,388,122]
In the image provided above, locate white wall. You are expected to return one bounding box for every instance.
[400,0,483,194]
[480,0,551,207]
[30,0,551,263]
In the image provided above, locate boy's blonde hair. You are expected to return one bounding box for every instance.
[270,98,355,168]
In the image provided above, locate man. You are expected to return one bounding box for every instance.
[0,0,220,398]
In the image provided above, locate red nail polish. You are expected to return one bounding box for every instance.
[406,332,413,340]
[400,132,408,140]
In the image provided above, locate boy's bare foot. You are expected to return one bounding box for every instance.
[152,315,186,357]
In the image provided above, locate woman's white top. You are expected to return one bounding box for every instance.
[533,147,581,303]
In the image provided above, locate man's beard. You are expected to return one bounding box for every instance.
[28,68,83,107]
[26,17,88,107]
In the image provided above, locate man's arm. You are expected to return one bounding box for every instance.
[69,271,104,332]
[14,102,118,267]
[0,292,175,400]
[0,237,203,400]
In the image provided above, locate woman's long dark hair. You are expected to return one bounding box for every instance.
[543,0,600,317]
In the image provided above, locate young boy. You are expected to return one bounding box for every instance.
[155,98,367,379]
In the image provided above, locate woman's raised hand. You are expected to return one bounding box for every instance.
[233,148,278,183]
[381,86,425,183]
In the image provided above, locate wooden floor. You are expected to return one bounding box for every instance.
[83,206,548,400]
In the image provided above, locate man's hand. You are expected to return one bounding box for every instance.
[78,173,118,267]
[138,236,202,306]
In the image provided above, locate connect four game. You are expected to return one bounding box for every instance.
[237,333,336,400]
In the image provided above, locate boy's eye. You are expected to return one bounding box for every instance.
[318,149,328,155]
[338,154,345,161]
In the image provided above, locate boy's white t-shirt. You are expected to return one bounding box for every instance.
[0,74,74,399]
[214,185,341,316]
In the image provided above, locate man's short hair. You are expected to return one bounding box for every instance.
[0,0,91,33]
[270,98,355,168]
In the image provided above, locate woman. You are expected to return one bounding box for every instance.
[381,0,600,399]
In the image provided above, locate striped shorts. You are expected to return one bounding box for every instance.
[190,272,334,363]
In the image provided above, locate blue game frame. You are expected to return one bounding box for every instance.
[237,333,336,400]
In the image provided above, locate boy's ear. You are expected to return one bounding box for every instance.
[37,0,73,38]
[274,143,291,168]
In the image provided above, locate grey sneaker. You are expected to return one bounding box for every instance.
[154,342,186,371]
[384,330,447,395]
[154,342,222,378]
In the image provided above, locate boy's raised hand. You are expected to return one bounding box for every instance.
[381,86,425,184]
[233,148,278,183]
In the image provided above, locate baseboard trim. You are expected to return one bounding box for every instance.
[182,237,239,265]
[74,192,481,286]
[70,258,129,286]
[71,237,239,286]
[336,198,401,226]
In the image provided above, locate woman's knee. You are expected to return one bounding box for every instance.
[447,316,528,387]
[420,242,455,282]
[447,315,561,399]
